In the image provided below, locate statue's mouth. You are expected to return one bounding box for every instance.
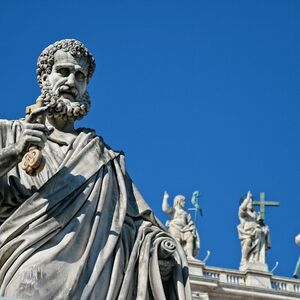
[58,86,78,102]
[60,91,76,101]
[59,89,79,102]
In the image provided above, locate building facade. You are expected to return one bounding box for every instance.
[189,260,300,300]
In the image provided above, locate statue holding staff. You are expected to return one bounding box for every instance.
[162,191,200,260]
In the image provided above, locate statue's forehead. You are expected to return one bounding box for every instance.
[53,50,89,70]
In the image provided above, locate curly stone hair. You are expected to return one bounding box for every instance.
[173,195,186,208]
[36,39,96,87]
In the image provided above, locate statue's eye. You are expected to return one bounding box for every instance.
[57,68,70,77]
[75,71,85,81]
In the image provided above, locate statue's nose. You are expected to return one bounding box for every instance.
[66,73,75,87]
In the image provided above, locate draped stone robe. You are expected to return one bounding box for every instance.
[0,120,191,300]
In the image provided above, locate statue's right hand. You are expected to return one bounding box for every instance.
[26,105,50,124]
[16,123,50,157]
[163,191,169,200]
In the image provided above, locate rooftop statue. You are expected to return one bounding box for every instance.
[237,191,271,271]
[293,233,300,278]
[0,39,191,299]
[162,191,200,260]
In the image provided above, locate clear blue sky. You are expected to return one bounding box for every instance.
[1,0,299,278]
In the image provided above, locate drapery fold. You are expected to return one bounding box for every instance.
[0,120,191,300]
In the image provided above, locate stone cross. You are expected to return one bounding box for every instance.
[252,192,280,223]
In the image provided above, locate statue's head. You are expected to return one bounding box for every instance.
[36,39,96,121]
[174,195,186,209]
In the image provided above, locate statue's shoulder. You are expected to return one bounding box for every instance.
[0,119,24,147]
[77,126,125,158]
[101,139,124,157]
[0,119,24,131]
[76,126,96,136]
[0,118,23,125]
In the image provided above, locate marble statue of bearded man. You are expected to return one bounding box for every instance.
[0,39,191,300]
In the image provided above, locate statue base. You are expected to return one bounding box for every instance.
[239,261,269,272]
[188,259,205,276]
[240,262,272,288]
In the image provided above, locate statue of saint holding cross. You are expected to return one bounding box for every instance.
[237,191,279,271]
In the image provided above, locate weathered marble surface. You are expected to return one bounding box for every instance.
[0,39,192,300]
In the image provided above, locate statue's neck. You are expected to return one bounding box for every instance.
[46,117,76,133]
[46,117,78,145]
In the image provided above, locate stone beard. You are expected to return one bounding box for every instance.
[41,81,91,121]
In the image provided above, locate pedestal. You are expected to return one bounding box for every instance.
[242,262,272,288]
[188,259,205,276]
